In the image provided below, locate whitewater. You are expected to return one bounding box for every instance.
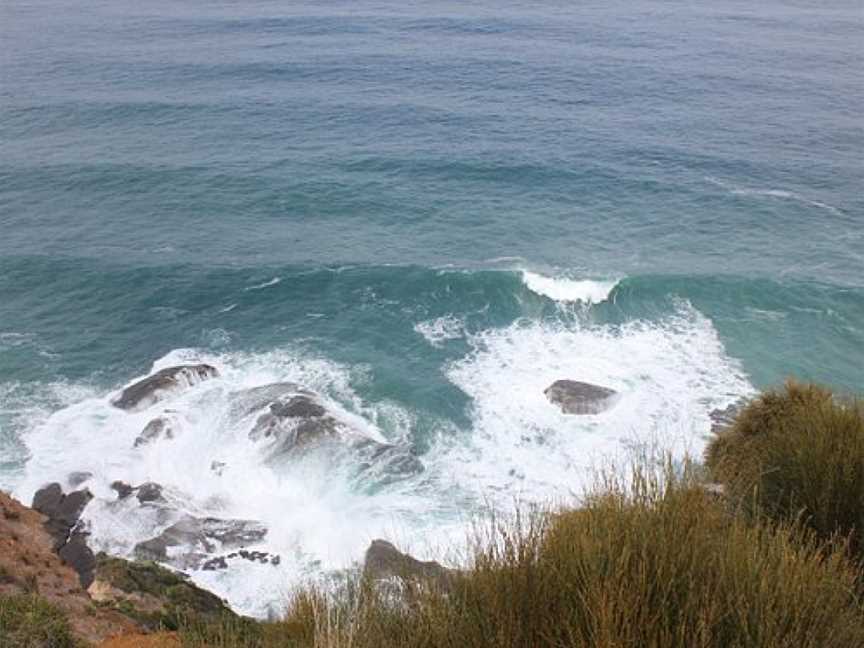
[8,272,753,616]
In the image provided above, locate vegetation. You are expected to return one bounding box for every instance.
[0,594,81,648]
[705,380,864,558]
[176,457,864,647]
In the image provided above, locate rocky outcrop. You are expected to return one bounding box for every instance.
[110,481,167,505]
[88,555,239,631]
[112,365,219,412]
[134,515,268,570]
[709,400,747,436]
[32,483,96,588]
[238,383,424,483]
[544,379,619,415]
[363,539,451,586]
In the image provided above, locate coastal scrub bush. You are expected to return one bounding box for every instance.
[0,593,80,648]
[705,380,864,557]
[262,459,864,648]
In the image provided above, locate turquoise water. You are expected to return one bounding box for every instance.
[1,0,862,614]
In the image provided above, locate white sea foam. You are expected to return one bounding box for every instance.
[11,305,753,616]
[437,302,754,507]
[521,271,619,304]
[244,277,282,291]
[414,316,465,347]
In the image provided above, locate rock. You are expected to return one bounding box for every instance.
[544,379,619,415]
[135,482,165,505]
[111,481,135,500]
[67,471,94,488]
[135,416,177,447]
[249,392,341,451]
[31,483,96,587]
[363,539,451,585]
[210,461,226,476]
[112,364,219,412]
[32,483,93,549]
[134,516,268,569]
[353,440,425,485]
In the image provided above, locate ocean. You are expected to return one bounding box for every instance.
[1,0,862,615]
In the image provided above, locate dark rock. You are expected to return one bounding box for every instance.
[135,482,165,505]
[32,483,93,549]
[58,531,96,588]
[363,539,451,585]
[227,382,301,419]
[249,392,340,451]
[112,364,219,412]
[202,556,228,571]
[544,379,619,415]
[134,416,176,447]
[31,483,95,586]
[111,481,134,500]
[210,461,226,476]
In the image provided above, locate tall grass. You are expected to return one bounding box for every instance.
[0,593,81,648]
[185,457,864,648]
[705,380,864,557]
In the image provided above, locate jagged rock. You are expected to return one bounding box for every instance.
[134,416,177,447]
[363,539,451,585]
[112,364,219,412]
[134,515,267,569]
[210,461,226,475]
[544,379,619,415]
[241,383,424,483]
[31,483,96,587]
[201,549,281,571]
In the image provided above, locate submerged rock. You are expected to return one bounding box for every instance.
[112,364,219,412]
[134,515,268,569]
[544,379,619,415]
[134,415,178,447]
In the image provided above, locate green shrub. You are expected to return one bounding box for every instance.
[270,459,864,648]
[706,380,864,556]
[0,594,80,648]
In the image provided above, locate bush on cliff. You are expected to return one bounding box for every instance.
[0,593,80,648]
[705,380,864,557]
[230,460,863,648]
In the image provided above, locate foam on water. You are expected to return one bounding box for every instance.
[414,316,466,347]
[521,271,620,304]
[437,301,754,507]
[11,304,754,616]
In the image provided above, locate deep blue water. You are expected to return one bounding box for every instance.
[0,0,862,613]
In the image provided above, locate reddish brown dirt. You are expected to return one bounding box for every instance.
[98,632,180,648]
[0,490,138,644]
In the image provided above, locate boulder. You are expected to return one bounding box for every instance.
[67,471,94,488]
[248,391,341,452]
[134,515,267,570]
[31,483,96,587]
[363,539,451,586]
[112,364,219,412]
[544,379,619,415]
[109,480,166,505]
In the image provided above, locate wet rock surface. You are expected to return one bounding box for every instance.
[134,515,268,570]
[135,415,178,447]
[239,383,425,483]
[112,364,219,412]
[544,379,619,415]
[709,400,748,435]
